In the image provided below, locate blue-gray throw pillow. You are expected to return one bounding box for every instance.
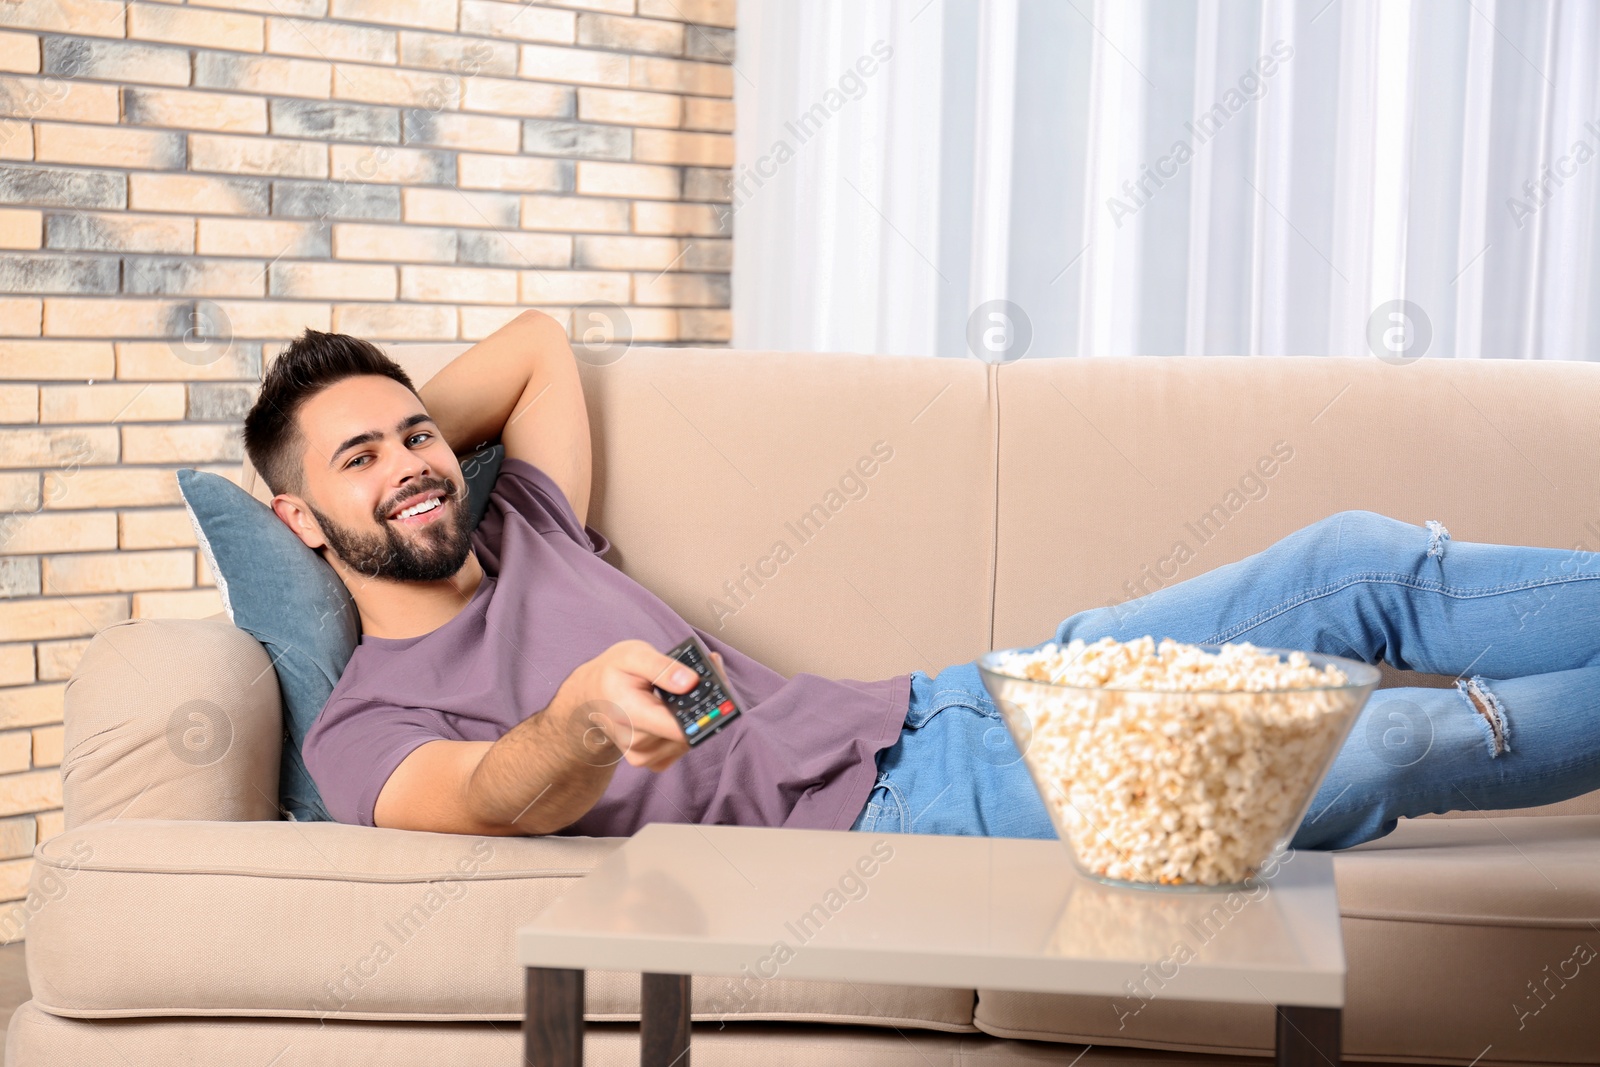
[177,444,504,822]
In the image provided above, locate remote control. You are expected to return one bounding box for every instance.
[653,634,742,746]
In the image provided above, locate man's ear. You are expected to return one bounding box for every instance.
[272,494,327,551]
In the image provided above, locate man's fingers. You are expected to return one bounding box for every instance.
[613,639,699,694]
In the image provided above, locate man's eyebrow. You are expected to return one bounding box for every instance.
[329,413,437,468]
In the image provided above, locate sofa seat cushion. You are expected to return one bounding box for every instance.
[973,815,1600,1064]
[24,819,976,1032]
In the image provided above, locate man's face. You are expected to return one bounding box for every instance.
[278,375,474,585]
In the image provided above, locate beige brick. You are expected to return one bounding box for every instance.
[42,549,193,595]
[44,466,181,509]
[0,0,128,39]
[459,229,570,268]
[0,683,57,730]
[33,123,183,169]
[0,297,39,336]
[519,269,628,305]
[0,385,34,424]
[1,511,118,555]
[0,75,118,124]
[638,0,734,27]
[576,160,679,200]
[0,473,37,512]
[30,724,61,768]
[44,211,193,254]
[0,341,114,380]
[270,261,395,301]
[678,307,730,342]
[558,303,674,342]
[116,341,260,382]
[196,218,328,259]
[458,153,569,193]
[682,96,733,133]
[405,111,520,153]
[39,383,185,424]
[519,44,628,87]
[188,133,328,179]
[207,300,330,338]
[332,303,457,340]
[42,299,187,338]
[330,144,453,186]
[128,173,268,215]
[460,1,576,44]
[267,17,397,63]
[331,222,454,263]
[329,0,454,31]
[124,87,267,134]
[196,552,212,587]
[633,128,731,167]
[459,304,524,339]
[128,3,264,52]
[35,809,62,847]
[193,51,331,99]
[132,588,224,620]
[332,63,459,109]
[33,639,85,682]
[574,234,681,270]
[121,424,242,464]
[0,768,61,817]
[0,426,116,468]
[402,187,518,228]
[577,87,680,129]
[0,732,28,774]
[460,76,571,119]
[632,201,729,237]
[0,118,29,161]
[629,55,732,97]
[0,33,38,75]
[633,270,727,306]
[400,265,517,304]
[0,596,125,641]
[541,0,634,11]
[118,507,196,550]
[0,814,33,860]
[398,31,517,77]
[0,207,38,249]
[577,13,683,55]
[0,646,32,688]
[183,0,326,13]
[682,237,729,271]
[521,193,629,232]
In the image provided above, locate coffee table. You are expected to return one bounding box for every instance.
[518,823,1344,1067]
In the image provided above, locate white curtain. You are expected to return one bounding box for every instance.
[732,0,1600,361]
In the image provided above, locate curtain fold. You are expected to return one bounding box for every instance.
[733,0,1599,360]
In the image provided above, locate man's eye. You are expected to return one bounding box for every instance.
[409,432,430,445]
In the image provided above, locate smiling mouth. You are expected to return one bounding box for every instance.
[388,492,448,524]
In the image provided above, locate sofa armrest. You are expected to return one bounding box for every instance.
[63,616,284,829]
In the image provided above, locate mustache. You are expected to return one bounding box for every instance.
[380,478,457,520]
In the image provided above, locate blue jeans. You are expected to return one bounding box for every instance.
[850,510,1600,850]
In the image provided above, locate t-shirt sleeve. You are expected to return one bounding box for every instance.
[302,696,454,828]
[487,457,612,557]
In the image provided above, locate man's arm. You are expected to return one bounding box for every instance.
[415,309,594,524]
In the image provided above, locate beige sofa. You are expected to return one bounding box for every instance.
[10,347,1600,1066]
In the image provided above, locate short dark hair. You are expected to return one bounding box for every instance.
[243,328,419,498]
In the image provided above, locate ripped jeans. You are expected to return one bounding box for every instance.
[850,510,1600,850]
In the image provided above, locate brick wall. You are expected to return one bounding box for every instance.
[0,0,734,940]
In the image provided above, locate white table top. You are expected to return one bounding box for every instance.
[518,823,1345,1008]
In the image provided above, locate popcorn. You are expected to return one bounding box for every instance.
[988,636,1358,887]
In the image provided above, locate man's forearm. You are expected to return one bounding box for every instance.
[465,700,618,835]
[415,309,566,456]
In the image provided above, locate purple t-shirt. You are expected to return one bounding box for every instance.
[302,457,912,835]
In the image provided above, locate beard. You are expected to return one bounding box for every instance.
[308,477,475,584]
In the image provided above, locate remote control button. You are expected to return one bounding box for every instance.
[685,723,699,735]
[696,714,712,727]
[718,700,733,713]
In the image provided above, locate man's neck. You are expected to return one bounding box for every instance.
[346,551,487,641]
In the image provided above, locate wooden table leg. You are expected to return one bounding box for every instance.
[640,973,691,1067]
[1275,1005,1341,1067]
[526,967,584,1067]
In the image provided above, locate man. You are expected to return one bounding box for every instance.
[245,313,1600,850]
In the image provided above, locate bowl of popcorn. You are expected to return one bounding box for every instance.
[977,636,1380,891]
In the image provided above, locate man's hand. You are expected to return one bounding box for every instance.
[552,640,725,773]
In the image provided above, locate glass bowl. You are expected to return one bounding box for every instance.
[977,641,1380,891]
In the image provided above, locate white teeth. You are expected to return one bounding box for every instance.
[395,497,440,519]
